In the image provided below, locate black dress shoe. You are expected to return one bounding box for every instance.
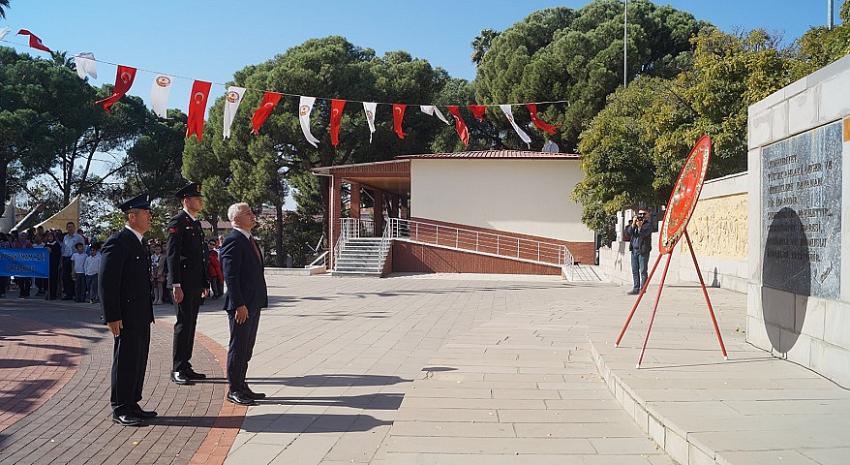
[112,413,144,426]
[184,368,207,380]
[171,371,194,385]
[227,391,257,406]
[243,388,266,400]
[133,406,158,419]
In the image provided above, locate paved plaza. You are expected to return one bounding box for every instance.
[1,273,849,464]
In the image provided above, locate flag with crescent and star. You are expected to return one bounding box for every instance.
[468,105,487,122]
[447,105,470,147]
[420,105,451,126]
[252,91,282,134]
[298,96,321,147]
[95,65,137,112]
[17,29,51,53]
[499,104,531,147]
[150,75,173,118]
[186,80,212,140]
[223,86,247,139]
[392,104,406,139]
[363,102,377,143]
[330,99,346,147]
[526,103,558,135]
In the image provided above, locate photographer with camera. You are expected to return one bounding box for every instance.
[625,208,653,295]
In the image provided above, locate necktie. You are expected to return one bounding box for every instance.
[250,237,261,260]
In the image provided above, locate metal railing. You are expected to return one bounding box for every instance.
[388,217,574,278]
[333,218,390,272]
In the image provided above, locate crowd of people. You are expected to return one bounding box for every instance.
[0,221,226,306]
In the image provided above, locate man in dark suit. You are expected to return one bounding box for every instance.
[100,193,158,426]
[220,202,268,406]
[167,182,209,385]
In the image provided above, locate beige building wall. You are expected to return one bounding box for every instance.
[410,159,594,242]
[686,193,748,259]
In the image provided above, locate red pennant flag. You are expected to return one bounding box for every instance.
[392,104,406,139]
[251,91,282,135]
[94,65,136,112]
[330,99,347,146]
[17,29,51,53]
[468,105,487,121]
[186,80,212,141]
[447,106,469,146]
[526,103,558,135]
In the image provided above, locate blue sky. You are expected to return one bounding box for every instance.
[0,0,841,113]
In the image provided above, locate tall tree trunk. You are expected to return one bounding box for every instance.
[274,200,285,267]
[0,162,7,208]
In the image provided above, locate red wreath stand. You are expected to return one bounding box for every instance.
[614,135,728,368]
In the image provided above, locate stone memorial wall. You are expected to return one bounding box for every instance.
[748,55,850,387]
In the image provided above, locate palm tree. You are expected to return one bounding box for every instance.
[0,0,10,19]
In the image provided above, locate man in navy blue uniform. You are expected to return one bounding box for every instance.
[167,182,209,385]
[220,202,268,406]
[100,193,158,426]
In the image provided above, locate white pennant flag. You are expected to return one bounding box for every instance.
[0,27,11,42]
[74,52,97,80]
[363,102,377,143]
[299,96,321,147]
[499,104,531,147]
[420,105,451,125]
[222,86,246,139]
[150,75,173,118]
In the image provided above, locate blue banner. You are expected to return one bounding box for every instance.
[0,248,50,278]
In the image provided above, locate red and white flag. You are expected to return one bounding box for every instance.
[252,91,282,134]
[150,75,173,118]
[0,27,10,42]
[186,80,211,141]
[420,105,450,125]
[499,104,531,147]
[17,29,51,53]
[74,52,98,80]
[392,104,406,139]
[222,86,246,139]
[330,99,346,147]
[468,105,487,121]
[363,102,377,143]
[526,103,557,135]
[447,106,469,146]
[299,96,320,147]
[95,65,136,112]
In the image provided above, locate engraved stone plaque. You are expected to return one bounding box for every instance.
[761,121,843,298]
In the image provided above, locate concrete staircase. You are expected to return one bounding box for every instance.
[332,237,390,276]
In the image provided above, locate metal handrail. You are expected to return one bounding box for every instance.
[307,251,329,268]
[388,217,575,275]
[333,218,359,269]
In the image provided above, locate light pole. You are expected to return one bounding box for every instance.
[624,0,628,87]
[828,0,834,30]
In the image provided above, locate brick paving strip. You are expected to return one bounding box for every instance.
[0,299,247,465]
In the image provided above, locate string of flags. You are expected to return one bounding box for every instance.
[1,29,564,148]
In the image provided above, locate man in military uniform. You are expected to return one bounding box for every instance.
[100,193,157,426]
[167,182,209,385]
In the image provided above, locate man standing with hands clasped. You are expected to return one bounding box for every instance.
[100,193,157,426]
[221,202,268,406]
[167,182,209,386]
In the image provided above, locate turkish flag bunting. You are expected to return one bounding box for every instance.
[95,65,137,112]
[526,103,558,135]
[186,80,212,141]
[468,105,487,121]
[330,99,347,146]
[392,104,406,139]
[447,106,469,146]
[251,91,282,134]
[17,29,51,53]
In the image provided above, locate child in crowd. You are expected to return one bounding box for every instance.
[71,242,88,302]
[151,244,165,304]
[207,239,224,299]
[85,244,102,304]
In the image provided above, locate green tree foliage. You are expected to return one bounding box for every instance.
[575,28,795,234]
[792,1,850,78]
[475,1,707,151]
[123,109,189,204]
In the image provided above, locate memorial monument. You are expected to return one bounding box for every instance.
[748,54,850,386]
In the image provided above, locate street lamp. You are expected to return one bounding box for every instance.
[624,0,628,87]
